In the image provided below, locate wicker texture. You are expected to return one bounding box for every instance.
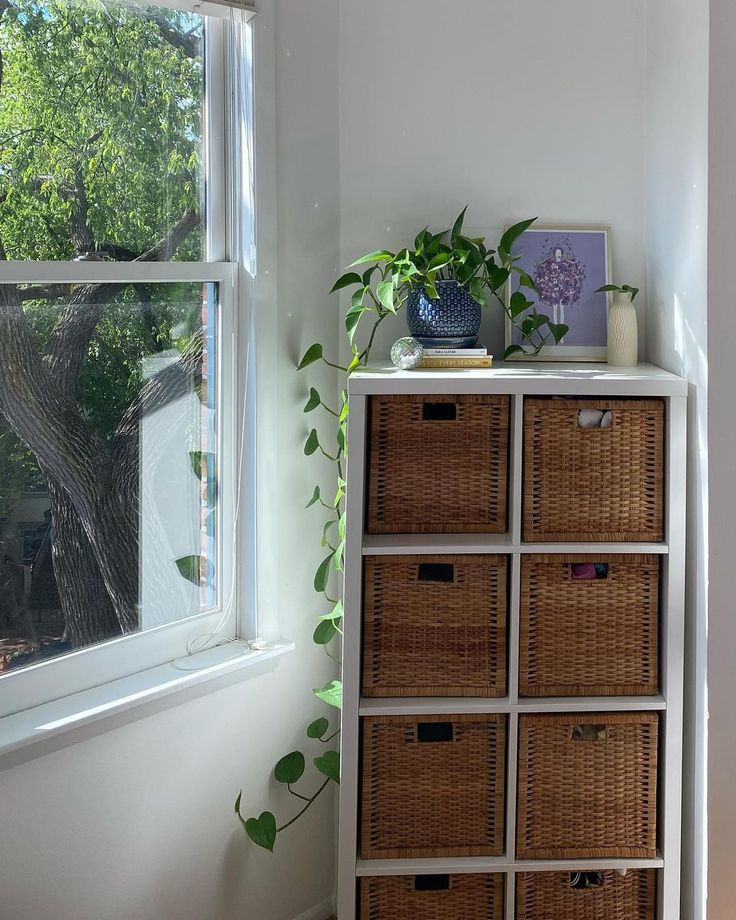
[519,554,659,697]
[361,714,506,859]
[360,873,504,920]
[516,712,658,859]
[367,394,509,534]
[516,870,656,920]
[363,554,508,698]
[523,398,664,542]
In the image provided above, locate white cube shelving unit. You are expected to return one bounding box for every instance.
[337,362,687,920]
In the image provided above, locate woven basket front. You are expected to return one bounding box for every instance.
[361,714,506,859]
[519,554,659,697]
[360,873,504,920]
[523,398,664,542]
[516,870,656,920]
[363,554,507,698]
[367,394,509,533]
[516,712,658,859]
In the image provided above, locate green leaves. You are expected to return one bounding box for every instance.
[376,278,396,313]
[330,271,362,293]
[321,598,343,621]
[510,290,531,318]
[349,249,395,266]
[314,552,334,592]
[313,620,337,645]
[297,343,323,370]
[313,679,342,709]
[499,217,536,260]
[451,205,468,241]
[303,388,321,413]
[244,811,277,852]
[306,485,322,508]
[307,717,330,740]
[314,750,340,784]
[274,751,306,785]
[595,282,640,302]
[304,429,320,456]
[548,322,569,343]
[504,344,525,359]
[175,555,214,586]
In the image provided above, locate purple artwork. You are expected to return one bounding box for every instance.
[509,228,609,351]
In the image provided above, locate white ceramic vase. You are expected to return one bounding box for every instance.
[607,292,638,366]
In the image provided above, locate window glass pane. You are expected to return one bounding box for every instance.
[0,0,205,261]
[0,281,218,672]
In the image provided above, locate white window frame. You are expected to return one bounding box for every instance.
[0,9,251,721]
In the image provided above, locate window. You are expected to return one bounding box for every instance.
[0,0,252,718]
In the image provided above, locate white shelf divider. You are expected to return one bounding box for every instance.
[358,695,667,717]
[361,534,669,555]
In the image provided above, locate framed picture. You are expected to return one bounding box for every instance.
[505,225,611,361]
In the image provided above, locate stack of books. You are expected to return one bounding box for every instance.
[419,344,493,368]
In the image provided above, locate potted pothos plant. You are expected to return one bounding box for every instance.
[236,210,567,852]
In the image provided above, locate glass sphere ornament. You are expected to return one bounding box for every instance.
[390,337,424,370]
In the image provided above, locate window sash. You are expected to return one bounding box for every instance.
[0,11,251,717]
[0,263,239,720]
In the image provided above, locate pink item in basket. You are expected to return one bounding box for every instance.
[571,563,597,580]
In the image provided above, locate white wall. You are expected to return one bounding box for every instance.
[0,1,341,918]
[706,3,736,918]
[644,4,709,920]
[338,0,647,361]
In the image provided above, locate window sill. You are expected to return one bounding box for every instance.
[0,639,294,771]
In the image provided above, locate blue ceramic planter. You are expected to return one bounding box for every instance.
[406,280,481,346]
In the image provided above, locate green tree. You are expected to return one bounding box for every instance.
[0,0,205,646]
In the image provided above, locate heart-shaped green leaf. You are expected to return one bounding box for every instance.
[451,205,468,241]
[304,429,320,456]
[509,290,530,318]
[274,751,305,784]
[548,322,569,343]
[245,812,277,852]
[175,555,214,587]
[303,388,321,413]
[313,620,337,645]
[330,271,362,293]
[349,249,395,266]
[376,278,395,313]
[307,717,329,740]
[504,344,525,359]
[321,598,343,621]
[313,679,342,710]
[306,485,321,509]
[297,343,323,370]
[314,552,334,592]
[499,217,536,257]
[314,750,340,784]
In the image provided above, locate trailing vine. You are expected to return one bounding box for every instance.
[236,211,566,851]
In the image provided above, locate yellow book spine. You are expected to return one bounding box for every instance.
[419,356,493,368]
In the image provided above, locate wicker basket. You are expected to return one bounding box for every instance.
[523,398,665,542]
[519,554,659,697]
[361,714,506,859]
[516,712,658,859]
[360,873,504,920]
[367,394,509,534]
[362,554,508,698]
[516,870,656,920]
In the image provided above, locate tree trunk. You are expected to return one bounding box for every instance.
[0,211,200,646]
[47,479,121,646]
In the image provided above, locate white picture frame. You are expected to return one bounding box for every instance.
[504,224,612,362]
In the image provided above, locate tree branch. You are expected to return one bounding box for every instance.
[44,208,200,383]
[148,10,201,58]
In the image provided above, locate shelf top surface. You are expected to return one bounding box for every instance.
[348,361,687,397]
